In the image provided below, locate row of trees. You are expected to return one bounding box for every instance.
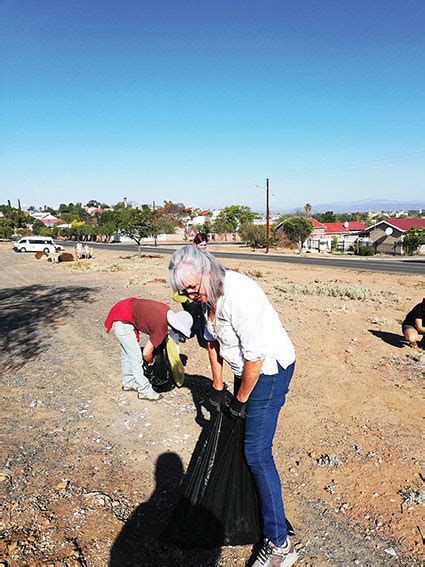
[2,200,424,255]
[0,200,314,253]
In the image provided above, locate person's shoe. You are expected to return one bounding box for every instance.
[252,538,298,567]
[122,384,137,392]
[137,390,162,401]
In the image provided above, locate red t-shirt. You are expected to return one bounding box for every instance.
[104,298,136,334]
[130,299,170,348]
[104,298,169,348]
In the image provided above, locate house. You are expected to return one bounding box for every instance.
[360,218,425,255]
[30,212,62,228]
[321,222,367,252]
[276,218,367,252]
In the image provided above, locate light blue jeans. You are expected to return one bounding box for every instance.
[112,321,154,395]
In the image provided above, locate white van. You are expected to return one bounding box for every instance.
[13,237,64,253]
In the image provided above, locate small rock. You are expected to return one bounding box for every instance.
[384,547,397,557]
[0,472,11,484]
[316,454,342,467]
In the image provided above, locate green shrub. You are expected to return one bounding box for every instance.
[354,244,374,256]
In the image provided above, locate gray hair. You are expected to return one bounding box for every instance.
[168,245,226,309]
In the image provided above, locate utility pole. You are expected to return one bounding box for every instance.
[153,200,157,247]
[266,177,270,254]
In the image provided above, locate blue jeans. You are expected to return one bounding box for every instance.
[239,362,295,547]
[112,321,154,395]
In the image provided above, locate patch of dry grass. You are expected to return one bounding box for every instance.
[274,282,400,304]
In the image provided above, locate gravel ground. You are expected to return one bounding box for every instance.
[1,243,424,566]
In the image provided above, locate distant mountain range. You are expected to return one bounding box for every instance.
[283,199,425,214]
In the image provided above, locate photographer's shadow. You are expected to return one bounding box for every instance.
[109,452,221,566]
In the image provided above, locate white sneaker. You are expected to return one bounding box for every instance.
[138,390,162,401]
[122,384,137,392]
[252,537,298,567]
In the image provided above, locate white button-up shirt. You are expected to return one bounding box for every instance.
[206,270,295,376]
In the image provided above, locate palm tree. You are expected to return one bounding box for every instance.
[304,203,312,217]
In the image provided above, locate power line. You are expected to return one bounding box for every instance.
[275,150,425,183]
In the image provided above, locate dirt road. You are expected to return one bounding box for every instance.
[1,244,424,566]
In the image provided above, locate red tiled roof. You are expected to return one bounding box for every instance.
[309,218,326,229]
[324,222,367,234]
[380,218,425,231]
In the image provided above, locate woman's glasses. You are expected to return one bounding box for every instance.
[183,280,202,300]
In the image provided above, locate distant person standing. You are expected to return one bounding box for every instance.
[75,241,83,260]
[193,232,208,249]
[402,299,425,348]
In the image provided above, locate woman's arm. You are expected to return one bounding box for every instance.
[236,358,265,402]
[207,340,224,390]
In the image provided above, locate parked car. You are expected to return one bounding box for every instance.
[13,237,64,254]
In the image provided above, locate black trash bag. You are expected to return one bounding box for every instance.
[164,407,262,548]
[143,340,175,393]
[181,300,208,349]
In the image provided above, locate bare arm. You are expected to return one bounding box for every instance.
[236,359,265,403]
[143,339,155,364]
[207,340,224,390]
[414,318,425,334]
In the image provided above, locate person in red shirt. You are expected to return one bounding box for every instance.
[104,298,192,401]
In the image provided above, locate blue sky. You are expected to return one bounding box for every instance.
[1,0,424,211]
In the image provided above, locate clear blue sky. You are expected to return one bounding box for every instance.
[1,0,424,211]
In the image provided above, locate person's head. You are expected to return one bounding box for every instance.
[168,245,225,308]
[193,232,208,249]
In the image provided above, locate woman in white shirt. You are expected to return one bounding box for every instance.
[168,245,298,567]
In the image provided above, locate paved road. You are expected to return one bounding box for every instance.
[64,242,425,275]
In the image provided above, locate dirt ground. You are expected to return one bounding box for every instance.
[1,243,424,567]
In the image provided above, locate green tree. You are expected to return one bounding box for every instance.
[403,227,425,255]
[199,218,213,235]
[239,224,276,249]
[31,219,45,235]
[94,209,120,242]
[39,227,53,237]
[0,218,14,239]
[56,202,89,222]
[212,215,233,240]
[156,217,176,235]
[58,203,70,214]
[113,200,133,210]
[117,206,153,255]
[213,205,258,239]
[314,211,336,223]
[0,205,28,229]
[279,217,313,253]
[86,199,101,208]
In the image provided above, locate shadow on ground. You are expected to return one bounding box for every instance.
[109,453,222,567]
[110,375,236,566]
[368,329,406,348]
[0,284,96,372]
